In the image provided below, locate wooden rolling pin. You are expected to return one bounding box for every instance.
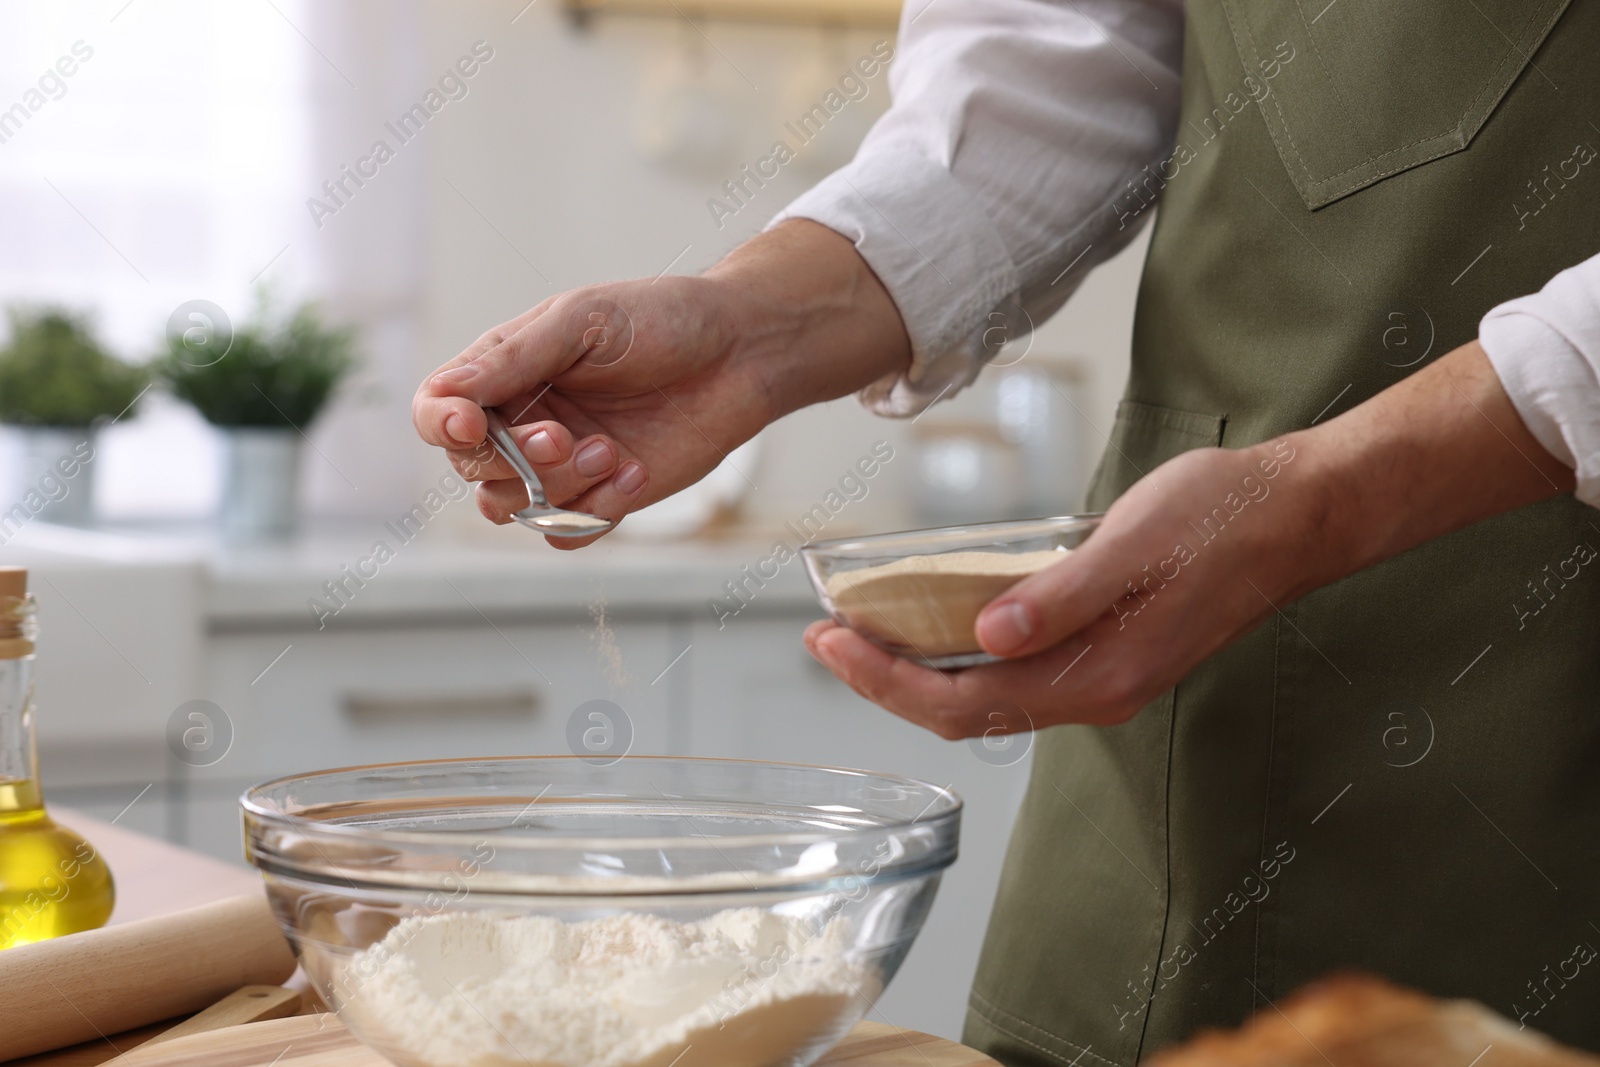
[0,894,297,1061]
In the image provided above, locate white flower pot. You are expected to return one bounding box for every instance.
[16,426,97,527]
[221,428,301,542]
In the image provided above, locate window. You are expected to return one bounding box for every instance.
[1,2,311,519]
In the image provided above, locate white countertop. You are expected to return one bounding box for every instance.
[5,519,824,630]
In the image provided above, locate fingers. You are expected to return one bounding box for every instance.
[559,453,649,514]
[805,624,974,737]
[538,435,621,503]
[474,479,525,525]
[974,547,1126,658]
[540,460,650,551]
[473,431,651,530]
[448,420,574,483]
[417,372,540,452]
[974,481,1180,658]
[417,293,632,449]
[473,432,614,514]
[413,306,551,449]
[804,619,1134,738]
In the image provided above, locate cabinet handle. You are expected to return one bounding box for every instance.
[342,689,540,720]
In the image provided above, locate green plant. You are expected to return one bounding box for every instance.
[159,298,358,428]
[0,308,147,427]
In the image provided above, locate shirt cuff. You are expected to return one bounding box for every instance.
[768,149,1021,418]
[1479,258,1600,507]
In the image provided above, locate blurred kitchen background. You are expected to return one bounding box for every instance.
[0,0,1151,1038]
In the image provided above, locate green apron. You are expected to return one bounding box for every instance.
[965,1,1600,1063]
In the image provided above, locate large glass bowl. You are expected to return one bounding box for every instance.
[801,514,1102,669]
[242,756,961,1067]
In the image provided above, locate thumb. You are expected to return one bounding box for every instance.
[974,535,1144,658]
[430,293,634,408]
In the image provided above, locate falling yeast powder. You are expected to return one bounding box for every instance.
[824,549,1067,659]
[588,596,629,691]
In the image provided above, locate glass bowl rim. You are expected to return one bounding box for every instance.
[798,513,1104,559]
[240,753,963,856]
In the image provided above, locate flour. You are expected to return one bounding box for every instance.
[825,548,1067,659]
[344,909,873,1067]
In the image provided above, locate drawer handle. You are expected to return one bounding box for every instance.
[342,689,540,720]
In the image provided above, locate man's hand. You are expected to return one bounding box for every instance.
[413,220,910,547]
[805,340,1576,738]
[805,439,1330,736]
[414,274,756,547]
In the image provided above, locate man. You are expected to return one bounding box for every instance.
[415,0,1600,1061]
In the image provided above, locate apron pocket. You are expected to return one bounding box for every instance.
[1219,0,1572,208]
[1086,400,1227,511]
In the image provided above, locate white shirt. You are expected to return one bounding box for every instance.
[769,0,1600,507]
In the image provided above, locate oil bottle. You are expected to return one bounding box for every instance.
[0,566,114,949]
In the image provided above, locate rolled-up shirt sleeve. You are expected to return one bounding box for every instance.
[1480,252,1600,508]
[769,0,1184,416]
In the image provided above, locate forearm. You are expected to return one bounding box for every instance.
[1289,341,1576,593]
[706,219,911,418]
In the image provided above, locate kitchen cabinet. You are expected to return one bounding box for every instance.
[197,619,682,783]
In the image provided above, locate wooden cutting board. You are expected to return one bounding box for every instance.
[102,1014,1000,1067]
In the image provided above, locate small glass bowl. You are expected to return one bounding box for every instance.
[242,756,960,1067]
[801,514,1102,669]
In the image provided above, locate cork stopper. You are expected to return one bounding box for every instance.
[0,567,34,657]
[0,567,26,600]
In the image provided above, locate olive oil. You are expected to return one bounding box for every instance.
[0,568,114,949]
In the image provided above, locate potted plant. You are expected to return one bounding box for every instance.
[159,296,357,541]
[0,308,147,527]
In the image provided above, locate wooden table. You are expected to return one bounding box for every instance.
[68,1015,997,1067]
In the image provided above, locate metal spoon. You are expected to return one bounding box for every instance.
[482,408,616,538]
